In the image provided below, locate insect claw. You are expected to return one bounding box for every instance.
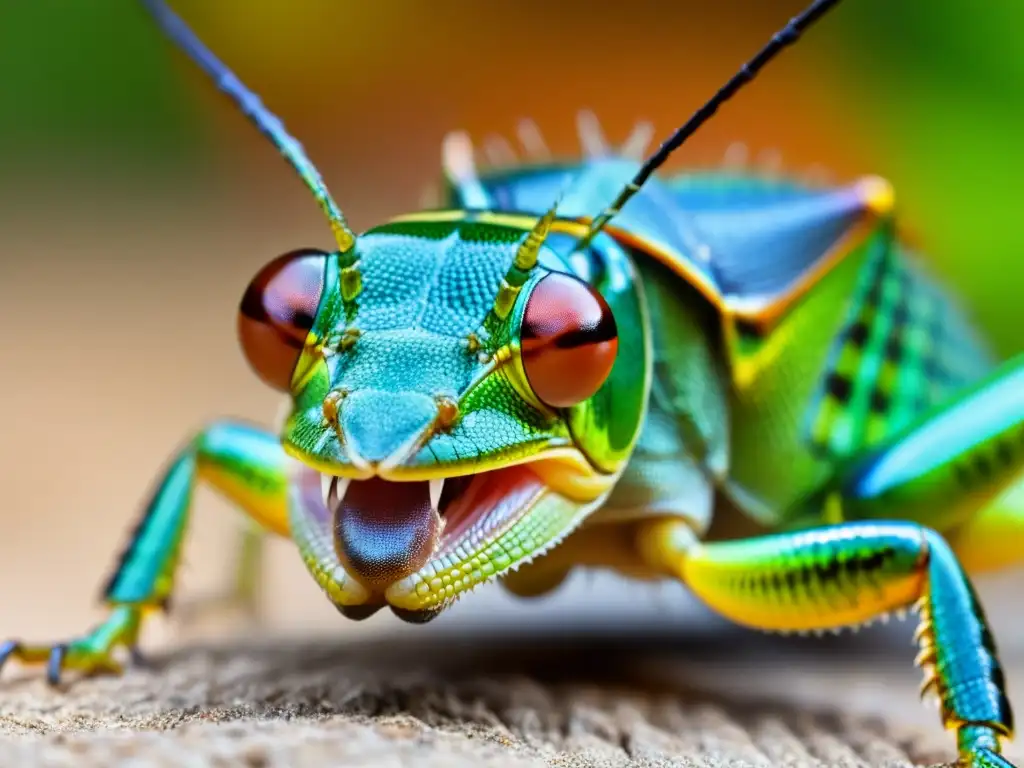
[914,647,938,669]
[0,640,19,674]
[129,646,153,669]
[913,620,933,644]
[46,644,68,688]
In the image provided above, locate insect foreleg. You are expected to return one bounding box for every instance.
[0,421,290,685]
[636,518,1015,768]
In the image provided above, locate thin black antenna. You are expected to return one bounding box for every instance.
[139,0,358,257]
[575,0,844,251]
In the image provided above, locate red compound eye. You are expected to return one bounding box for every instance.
[237,249,328,391]
[520,273,618,408]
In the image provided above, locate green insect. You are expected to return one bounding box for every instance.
[4,0,1023,765]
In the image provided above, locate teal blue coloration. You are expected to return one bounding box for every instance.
[197,420,293,499]
[443,154,1004,527]
[450,160,883,316]
[284,218,564,473]
[103,451,194,605]
[662,517,1013,763]
[847,354,1024,496]
[3,419,288,683]
[450,159,715,290]
[922,526,1013,735]
[838,353,1024,528]
[104,420,288,606]
[282,216,646,479]
[13,2,1024,763]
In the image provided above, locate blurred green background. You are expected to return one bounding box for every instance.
[1,0,1023,650]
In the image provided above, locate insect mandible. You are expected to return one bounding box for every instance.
[4,2,1024,766]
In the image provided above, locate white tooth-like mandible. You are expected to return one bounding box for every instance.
[333,477,351,509]
[320,474,333,511]
[429,478,445,512]
[320,475,352,512]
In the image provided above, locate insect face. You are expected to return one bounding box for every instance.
[262,218,627,614]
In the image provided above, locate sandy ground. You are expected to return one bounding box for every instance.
[2,199,1023,767]
[3,574,1024,768]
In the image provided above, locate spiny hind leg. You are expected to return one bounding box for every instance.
[636,518,1016,768]
[0,420,290,686]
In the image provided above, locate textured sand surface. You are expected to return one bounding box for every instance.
[3,617,1024,768]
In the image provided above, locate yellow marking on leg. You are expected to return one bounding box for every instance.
[197,462,289,536]
[635,517,926,632]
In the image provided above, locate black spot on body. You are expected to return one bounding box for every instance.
[869,388,890,414]
[973,454,993,481]
[884,335,902,363]
[865,280,884,307]
[826,372,853,402]
[815,559,841,585]
[846,321,870,347]
[953,463,973,489]
[735,317,762,340]
[996,440,1015,467]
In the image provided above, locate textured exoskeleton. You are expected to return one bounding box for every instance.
[3,1,1023,766]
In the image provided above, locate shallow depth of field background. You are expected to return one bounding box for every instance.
[1,0,1023,725]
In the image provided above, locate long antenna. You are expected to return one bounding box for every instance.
[139,0,359,259]
[575,0,844,252]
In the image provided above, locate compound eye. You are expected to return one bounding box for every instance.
[520,272,618,408]
[237,249,328,391]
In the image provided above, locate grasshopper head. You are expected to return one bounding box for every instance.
[237,215,645,619]
[143,0,846,624]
